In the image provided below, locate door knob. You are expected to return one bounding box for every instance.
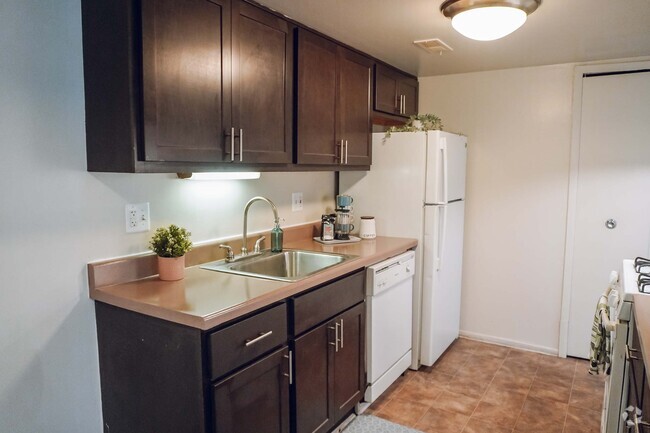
[605,219,617,229]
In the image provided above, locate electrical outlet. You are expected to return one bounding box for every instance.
[292,192,303,212]
[125,203,150,233]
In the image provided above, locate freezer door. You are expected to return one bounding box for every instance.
[425,131,467,204]
[420,201,465,366]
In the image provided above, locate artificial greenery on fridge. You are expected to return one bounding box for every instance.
[385,113,443,139]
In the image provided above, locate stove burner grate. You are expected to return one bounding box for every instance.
[635,257,650,293]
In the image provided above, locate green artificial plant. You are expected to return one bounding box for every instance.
[385,113,443,139]
[149,224,193,258]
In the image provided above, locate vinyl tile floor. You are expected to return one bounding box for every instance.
[367,338,606,433]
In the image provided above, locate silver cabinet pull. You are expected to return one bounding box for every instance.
[626,345,641,361]
[328,322,340,352]
[245,330,273,347]
[339,319,344,349]
[230,127,235,162]
[336,140,344,165]
[403,95,407,114]
[344,140,349,165]
[283,351,293,385]
[239,128,243,162]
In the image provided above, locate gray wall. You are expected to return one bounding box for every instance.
[0,2,333,431]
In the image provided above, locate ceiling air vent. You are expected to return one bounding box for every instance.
[413,38,453,54]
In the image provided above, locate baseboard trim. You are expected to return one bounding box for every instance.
[459,330,559,356]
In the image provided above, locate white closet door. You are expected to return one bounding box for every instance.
[567,70,650,358]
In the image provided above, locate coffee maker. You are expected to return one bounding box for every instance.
[335,195,354,240]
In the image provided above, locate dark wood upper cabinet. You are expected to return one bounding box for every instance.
[82,0,294,172]
[374,63,418,118]
[141,0,231,163]
[296,29,372,167]
[337,48,372,166]
[232,1,293,164]
[295,30,339,166]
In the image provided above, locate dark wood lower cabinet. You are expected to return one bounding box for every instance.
[95,302,207,433]
[94,271,366,433]
[294,302,366,433]
[332,303,365,421]
[213,347,291,433]
[295,322,333,433]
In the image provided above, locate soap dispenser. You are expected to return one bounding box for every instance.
[271,221,283,252]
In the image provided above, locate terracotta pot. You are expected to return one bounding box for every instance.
[157,256,185,281]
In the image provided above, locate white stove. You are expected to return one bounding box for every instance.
[604,259,649,433]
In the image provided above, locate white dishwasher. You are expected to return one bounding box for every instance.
[365,250,415,403]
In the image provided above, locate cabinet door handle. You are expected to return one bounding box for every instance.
[344,140,349,165]
[328,322,340,352]
[339,319,344,349]
[627,345,641,361]
[239,128,243,162]
[245,330,273,347]
[283,351,293,385]
[403,95,407,114]
[230,127,235,162]
[336,140,344,165]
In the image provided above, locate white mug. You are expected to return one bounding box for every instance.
[359,216,376,239]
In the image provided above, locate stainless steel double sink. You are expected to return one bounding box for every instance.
[201,249,357,282]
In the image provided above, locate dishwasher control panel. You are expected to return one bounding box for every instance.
[366,251,415,296]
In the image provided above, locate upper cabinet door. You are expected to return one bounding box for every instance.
[374,66,399,116]
[141,0,232,163]
[373,64,418,118]
[337,47,372,166]
[232,1,293,164]
[296,29,339,165]
[398,78,418,117]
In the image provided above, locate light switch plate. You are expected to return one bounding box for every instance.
[125,203,150,233]
[292,192,303,212]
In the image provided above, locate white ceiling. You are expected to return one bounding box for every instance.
[256,0,650,77]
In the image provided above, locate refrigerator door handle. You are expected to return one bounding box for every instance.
[436,205,448,271]
[441,138,449,204]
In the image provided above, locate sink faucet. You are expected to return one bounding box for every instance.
[242,196,280,256]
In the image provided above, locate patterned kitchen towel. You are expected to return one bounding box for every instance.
[343,415,425,433]
[589,294,611,375]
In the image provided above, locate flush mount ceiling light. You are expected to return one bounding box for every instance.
[440,0,541,41]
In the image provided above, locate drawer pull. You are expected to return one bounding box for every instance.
[245,330,273,347]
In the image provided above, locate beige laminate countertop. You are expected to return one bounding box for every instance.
[90,236,417,330]
[634,294,650,373]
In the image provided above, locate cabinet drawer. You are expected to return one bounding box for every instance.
[209,303,287,380]
[292,270,365,336]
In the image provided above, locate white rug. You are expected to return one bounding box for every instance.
[343,415,425,433]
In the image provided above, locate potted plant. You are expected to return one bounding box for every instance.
[149,224,193,281]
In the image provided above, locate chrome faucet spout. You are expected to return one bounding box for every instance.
[242,196,280,255]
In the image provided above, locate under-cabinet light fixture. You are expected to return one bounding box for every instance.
[440,0,541,41]
[177,172,261,181]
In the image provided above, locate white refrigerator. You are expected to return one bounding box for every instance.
[339,131,467,368]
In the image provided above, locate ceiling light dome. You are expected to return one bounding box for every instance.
[441,0,541,41]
